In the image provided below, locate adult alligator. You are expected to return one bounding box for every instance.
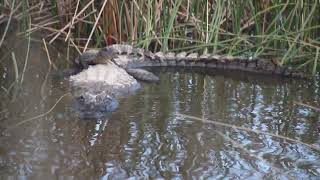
[70,44,306,117]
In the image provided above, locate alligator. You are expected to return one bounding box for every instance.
[70,44,307,117]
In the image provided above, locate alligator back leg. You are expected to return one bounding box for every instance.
[125,68,159,82]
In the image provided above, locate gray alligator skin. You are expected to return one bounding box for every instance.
[70,62,141,118]
[70,44,307,117]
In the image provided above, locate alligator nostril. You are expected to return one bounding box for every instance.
[79,95,85,102]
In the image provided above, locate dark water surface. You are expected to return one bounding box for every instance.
[0,40,320,179]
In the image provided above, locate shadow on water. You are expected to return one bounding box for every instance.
[0,36,320,179]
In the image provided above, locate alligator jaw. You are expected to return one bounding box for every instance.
[72,91,119,118]
[69,64,141,117]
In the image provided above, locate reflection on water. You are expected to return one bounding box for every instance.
[0,40,320,179]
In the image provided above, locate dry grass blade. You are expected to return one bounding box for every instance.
[11,52,19,82]
[22,20,60,35]
[0,0,16,49]
[14,1,42,18]
[42,38,57,69]
[20,35,31,84]
[4,93,70,131]
[30,23,67,35]
[65,0,81,41]
[177,113,320,152]
[215,131,292,178]
[68,37,82,54]
[132,0,161,45]
[294,101,320,112]
[44,9,97,38]
[83,0,109,52]
[49,0,95,44]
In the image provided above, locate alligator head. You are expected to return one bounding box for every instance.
[72,90,119,118]
[70,64,141,118]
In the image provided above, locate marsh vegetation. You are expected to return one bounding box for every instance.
[0,0,320,179]
[1,0,320,73]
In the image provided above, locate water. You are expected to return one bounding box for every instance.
[0,40,319,179]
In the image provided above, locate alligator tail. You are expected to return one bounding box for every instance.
[145,51,307,78]
[82,44,309,79]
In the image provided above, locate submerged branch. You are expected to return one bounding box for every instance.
[178,113,320,152]
[4,92,70,131]
[294,101,320,112]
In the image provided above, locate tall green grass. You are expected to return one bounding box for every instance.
[1,0,320,74]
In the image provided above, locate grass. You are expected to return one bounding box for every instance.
[0,0,319,74]
[0,1,319,163]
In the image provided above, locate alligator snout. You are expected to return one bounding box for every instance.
[73,91,119,118]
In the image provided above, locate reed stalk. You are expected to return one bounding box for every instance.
[1,0,319,74]
[10,52,19,83]
[0,0,16,49]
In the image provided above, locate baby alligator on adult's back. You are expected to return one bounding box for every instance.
[70,44,306,117]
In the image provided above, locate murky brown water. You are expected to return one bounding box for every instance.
[0,38,319,179]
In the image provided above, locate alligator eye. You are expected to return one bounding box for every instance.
[79,96,85,102]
